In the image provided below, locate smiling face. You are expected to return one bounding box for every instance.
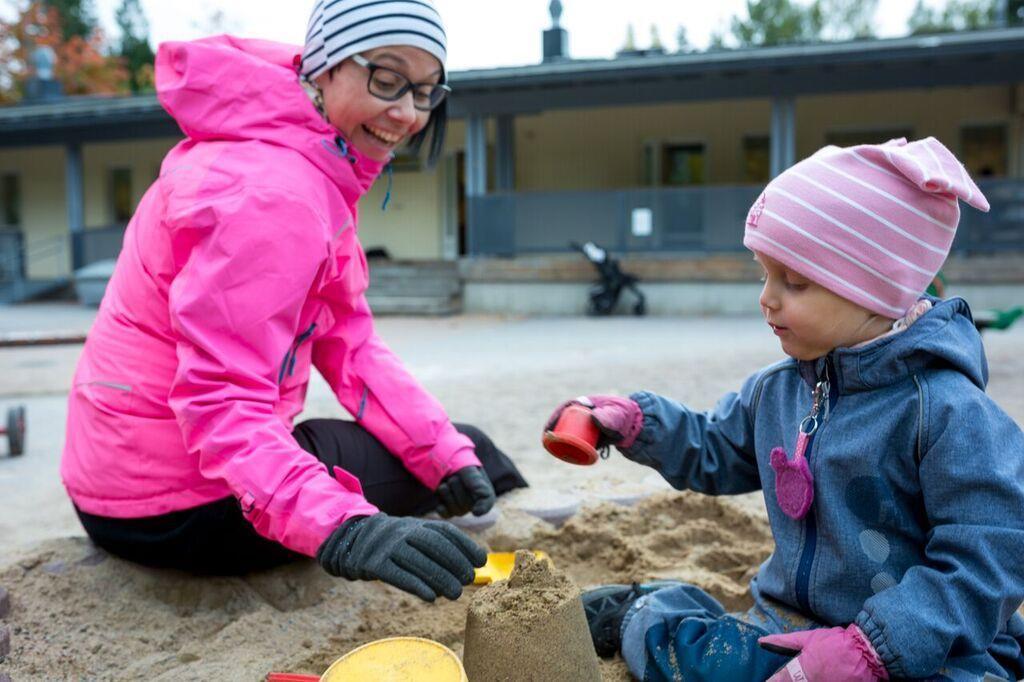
[754,251,894,361]
[314,45,442,162]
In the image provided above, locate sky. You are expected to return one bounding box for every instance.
[7,0,942,71]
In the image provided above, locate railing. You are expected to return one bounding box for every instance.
[0,229,25,284]
[954,179,1024,254]
[71,225,126,267]
[0,225,123,293]
[467,179,1024,256]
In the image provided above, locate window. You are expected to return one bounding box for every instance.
[661,143,705,186]
[960,124,1007,178]
[109,168,133,224]
[824,129,913,148]
[1,174,20,227]
[742,136,770,183]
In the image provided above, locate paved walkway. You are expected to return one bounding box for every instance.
[2,303,1022,554]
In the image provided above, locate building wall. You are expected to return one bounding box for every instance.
[2,83,1020,278]
[81,138,178,228]
[511,84,1019,191]
[514,99,773,190]
[358,163,447,259]
[796,85,1015,167]
[0,145,68,278]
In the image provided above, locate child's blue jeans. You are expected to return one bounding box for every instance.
[620,582,794,681]
[619,582,1009,681]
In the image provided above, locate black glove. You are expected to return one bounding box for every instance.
[435,466,496,518]
[317,513,487,602]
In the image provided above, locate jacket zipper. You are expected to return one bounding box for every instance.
[794,360,834,613]
[278,322,317,384]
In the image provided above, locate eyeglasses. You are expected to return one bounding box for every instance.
[350,54,451,112]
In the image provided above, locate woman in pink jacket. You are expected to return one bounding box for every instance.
[60,0,527,603]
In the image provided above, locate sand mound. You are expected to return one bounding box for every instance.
[0,492,772,680]
[464,551,599,681]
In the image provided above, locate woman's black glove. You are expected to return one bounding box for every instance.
[434,466,496,518]
[317,513,487,602]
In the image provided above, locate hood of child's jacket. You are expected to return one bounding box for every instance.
[154,35,384,195]
[829,297,987,393]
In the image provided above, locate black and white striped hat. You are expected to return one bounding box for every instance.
[301,0,447,82]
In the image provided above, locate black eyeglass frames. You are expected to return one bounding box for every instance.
[350,54,451,111]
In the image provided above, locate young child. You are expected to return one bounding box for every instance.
[546,138,1024,681]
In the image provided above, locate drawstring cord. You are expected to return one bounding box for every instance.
[335,136,357,164]
[333,135,394,212]
[382,161,393,211]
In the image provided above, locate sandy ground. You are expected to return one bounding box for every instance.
[1,303,1022,680]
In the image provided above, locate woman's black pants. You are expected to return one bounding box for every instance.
[75,421,527,574]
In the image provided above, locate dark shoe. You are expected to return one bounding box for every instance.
[581,581,678,658]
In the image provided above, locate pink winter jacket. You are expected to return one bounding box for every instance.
[60,36,480,557]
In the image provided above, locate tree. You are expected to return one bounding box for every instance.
[0,1,127,104]
[816,0,878,40]
[908,0,999,34]
[725,0,877,47]
[114,0,155,93]
[41,0,97,40]
[729,0,823,47]
[676,25,691,52]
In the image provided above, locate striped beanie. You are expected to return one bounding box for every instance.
[301,0,447,82]
[743,137,989,319]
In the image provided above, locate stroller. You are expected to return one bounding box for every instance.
[571,241,646,316]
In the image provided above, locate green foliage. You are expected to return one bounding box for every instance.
[114,0,155,92]
[727,0,877,47]
[729,0,821,46]
[908,0,1000,34]
[41,0,96,40]
[815,0,878,40]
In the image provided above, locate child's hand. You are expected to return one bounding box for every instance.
[759,624,888,682]
[545,395,644,449]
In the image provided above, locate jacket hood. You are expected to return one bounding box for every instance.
[155,35,384,202]
[801,297,988,393]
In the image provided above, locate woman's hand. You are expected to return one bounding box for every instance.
[545,395,644,449]
[435,466,496,518]
[317,513,487,602]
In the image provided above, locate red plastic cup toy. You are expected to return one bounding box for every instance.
[543,404,601,465]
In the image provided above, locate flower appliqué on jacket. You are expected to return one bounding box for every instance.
[747,192,767,229]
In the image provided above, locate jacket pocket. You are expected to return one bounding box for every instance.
[75,380,136,415]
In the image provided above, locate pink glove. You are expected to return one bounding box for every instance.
[545,395,644,449]
[760,624,888,682]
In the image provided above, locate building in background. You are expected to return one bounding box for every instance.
[2,13,1023,313]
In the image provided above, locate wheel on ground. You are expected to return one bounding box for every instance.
[7,405,25,456]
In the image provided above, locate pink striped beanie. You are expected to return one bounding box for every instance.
[743,137,989,318]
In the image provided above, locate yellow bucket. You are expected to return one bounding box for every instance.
[320,637,467,682]
[473,551,551,585]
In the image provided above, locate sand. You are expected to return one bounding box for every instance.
[3,313,1022,680]
[0,491,772,680]
[463,551,600,681]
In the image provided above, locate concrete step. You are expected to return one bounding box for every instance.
[367,276,461,297]
[0,278,70,304]
[365,294,462,316]
[365,261,462,315]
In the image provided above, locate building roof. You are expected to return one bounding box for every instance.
[449,26,1024,114]
[2,27,1024,146]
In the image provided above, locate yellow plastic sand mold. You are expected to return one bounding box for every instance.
[473,551,551,585]
[319,637,467,682]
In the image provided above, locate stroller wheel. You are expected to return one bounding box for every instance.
[589,291,617,316]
